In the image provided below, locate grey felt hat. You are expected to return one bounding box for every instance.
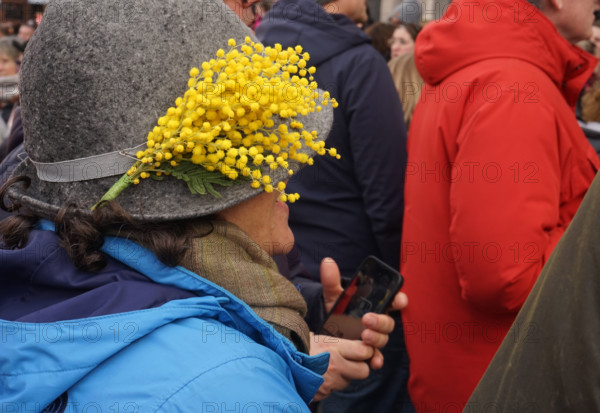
[8,0,333,221]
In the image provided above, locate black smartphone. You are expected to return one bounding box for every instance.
[318,256,404,340]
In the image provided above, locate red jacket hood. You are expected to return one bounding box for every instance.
[415,0,597,106]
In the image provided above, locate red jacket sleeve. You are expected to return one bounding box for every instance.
[449,94,564,314]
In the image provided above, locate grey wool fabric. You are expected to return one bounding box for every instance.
[8,0,333,221]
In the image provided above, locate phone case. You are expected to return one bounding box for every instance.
[318,255,404,339]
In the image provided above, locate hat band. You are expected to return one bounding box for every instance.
[29,143,146,183]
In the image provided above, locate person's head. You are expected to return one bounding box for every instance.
[17,23,35,42]
[2,0,334,267]
[389,24,420,59]
[0,38,19,77]
[365,22,397,60]
[223,0,262,27]
[388,52,423,126]
[0,22,15,37]
[591,20,600,58]
[537,0,596,43]
[388,0,423,25]
[319,0,369,25]
[217,188,295,255]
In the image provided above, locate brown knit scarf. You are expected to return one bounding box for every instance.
[180,220,311,352]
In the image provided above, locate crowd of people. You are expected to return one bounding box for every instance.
[0,0,599,410]
[0,20,32,158]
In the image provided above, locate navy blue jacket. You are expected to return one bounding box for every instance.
[257,0,407,280]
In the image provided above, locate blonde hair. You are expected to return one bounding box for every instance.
[388,52,423,126]
[582,81,600,123]
[0,38,19,61]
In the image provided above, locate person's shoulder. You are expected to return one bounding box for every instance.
[458,56,555,89]
[327,42,391,85]
[151,315,290,368]
[72,316,301,407]
[339,41,387,66]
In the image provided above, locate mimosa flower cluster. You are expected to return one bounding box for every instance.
[94,37,339,209]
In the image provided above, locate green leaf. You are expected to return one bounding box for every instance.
[204,182,219,197]
[159,162,249,198]
[190,177,207,195]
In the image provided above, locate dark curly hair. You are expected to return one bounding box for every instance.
[0,175,209,272]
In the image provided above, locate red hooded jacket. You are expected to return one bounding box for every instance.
[401,0,600,410]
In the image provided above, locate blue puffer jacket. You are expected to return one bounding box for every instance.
[257,0,407,280]
[0,221,328,411]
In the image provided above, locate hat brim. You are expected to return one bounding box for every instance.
[8,104,333,222]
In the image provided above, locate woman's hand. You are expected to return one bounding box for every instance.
[310,332,373,401]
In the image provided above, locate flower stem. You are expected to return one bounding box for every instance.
[91,169,137,210]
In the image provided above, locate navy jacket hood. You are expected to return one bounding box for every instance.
[0,228,196,323]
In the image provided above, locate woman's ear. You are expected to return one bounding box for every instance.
[546,0,563,11]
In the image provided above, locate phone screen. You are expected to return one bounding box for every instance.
[318,256,403,340]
